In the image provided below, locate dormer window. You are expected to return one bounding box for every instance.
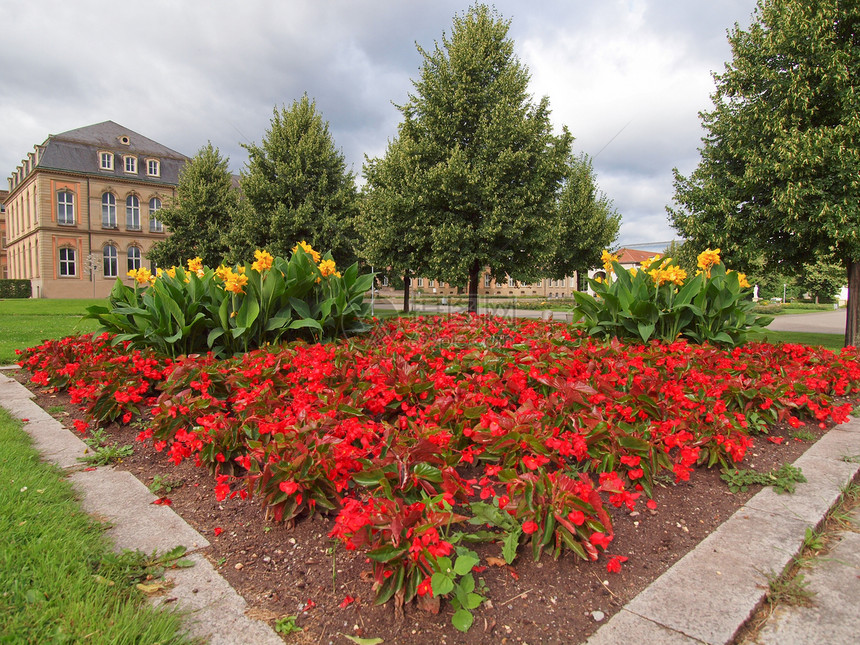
[146,159,160,177]
[99,151,114,170]
[124,156,137,174]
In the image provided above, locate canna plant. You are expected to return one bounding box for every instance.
[84,243,374,358]
[572,249,773,346]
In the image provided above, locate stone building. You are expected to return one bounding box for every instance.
[3,121,187,298]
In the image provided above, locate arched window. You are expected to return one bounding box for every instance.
[126,195,140,230]
[102,193,116,228]
[127,246,142,273]
[59,247,76,277]
[149,197,163,232]
[103,245,118,277]
[57,191,75,225]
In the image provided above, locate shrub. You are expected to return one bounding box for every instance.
[572,249,773,346]
[0,279,31,299]
[83,243,373,357]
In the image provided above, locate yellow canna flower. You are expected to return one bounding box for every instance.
[187,257,204,273]
[166,267,177,279]
[318,259,337,277]
[292,241,321,263]
[640,255,662,271]
[215,265,231,281]
[600,249,619,274]
[224,273,248,294]
[128,266,153,285]
[252,249,274,272]
[697,248,721,277]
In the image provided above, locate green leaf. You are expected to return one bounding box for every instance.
[452,608,474,632]
[431,572,454,597]
[502,529,521,564]
[341,636,384,645]
[453,553,480,576]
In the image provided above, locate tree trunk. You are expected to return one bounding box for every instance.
[403,274,411,313]
[845,260,860,347]
[467,260,480,314]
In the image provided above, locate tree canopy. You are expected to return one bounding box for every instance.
[147,143,235,268]
[545,154,620,279]
[228,95,359,266]
[669,0,860,344]
[361,4,574,312]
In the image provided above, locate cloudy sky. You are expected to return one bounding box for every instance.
[1,0,760,248]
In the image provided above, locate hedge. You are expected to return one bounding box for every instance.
[0,280,32,299]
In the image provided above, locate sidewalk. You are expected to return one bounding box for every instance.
[2,366,858,644]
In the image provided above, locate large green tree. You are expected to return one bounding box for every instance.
[669,0,860,344]
[361,4,572,313]
[147,143,236,268]
[359,137,432,312]
[228,95,359,266]
[545,154,620,279]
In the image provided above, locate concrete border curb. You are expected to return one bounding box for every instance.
[0,371,283,645]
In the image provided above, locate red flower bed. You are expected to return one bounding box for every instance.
[17,314,860,612]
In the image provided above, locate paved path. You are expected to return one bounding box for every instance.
[765,309,845,335]
[741,505,860,645]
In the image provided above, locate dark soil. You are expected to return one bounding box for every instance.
[14,369,842,645]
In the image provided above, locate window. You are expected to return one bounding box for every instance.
[381,275,389,287]
[99,151,114,170]
[124,156,137,174]
[417,278,424,287]
[126,195,140,230]
[149,197,163,232]
[59,247,76,277]
[507,276,515,287]
[484,274,491,287]
[103,245,118,277]
[146,159,160,177]
[57,191,75,225]
[127,246,142,273]
[102,193,117,228]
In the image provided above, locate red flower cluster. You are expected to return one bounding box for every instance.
[17,314,860,608]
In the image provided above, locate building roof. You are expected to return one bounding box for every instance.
[33,121,188,185]
[617,247,660,265]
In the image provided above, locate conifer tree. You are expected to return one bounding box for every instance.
[229,95,359,266]
[147,143,235,268]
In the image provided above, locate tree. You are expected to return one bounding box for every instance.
[797,258,845,303]
[361,4,572,313]
[359,137,432,312]
[147,143,235,268]
[228,95,359,266]
[669,0,860,345]
[545,154,620,280]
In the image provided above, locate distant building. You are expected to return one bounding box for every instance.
[3,121,188,298]
[0,189,8,279]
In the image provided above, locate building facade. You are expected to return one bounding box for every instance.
[0,189,8,279]
[3,121,187,298]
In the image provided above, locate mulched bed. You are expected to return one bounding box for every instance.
[12,368,843,645]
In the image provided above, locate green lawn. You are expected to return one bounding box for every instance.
[748,330,845,351]
[0,408,191,644]
[0,299,104,364]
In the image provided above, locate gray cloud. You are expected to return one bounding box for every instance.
[1,0,759,247]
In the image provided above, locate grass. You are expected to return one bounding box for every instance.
[0,299,104,364]
[748,330,845,351]
[0,407,192,644]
